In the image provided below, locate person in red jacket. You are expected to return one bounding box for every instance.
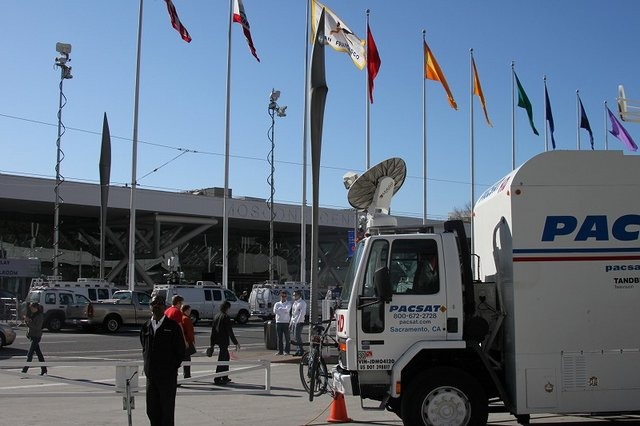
[164,295,184,323]
[181,304,196,379]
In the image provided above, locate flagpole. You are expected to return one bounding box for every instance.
[544,76,549,152]
[511,61,515,170]
[300,0,310,285]
[469,49,475,258]
[365,9,371,170]
[127,0,144,291]
[222,0,233,289]
[576,90,581,150]
[604,100,609,150]
[422,30,427,225]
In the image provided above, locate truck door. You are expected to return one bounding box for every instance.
[356,237,447,375]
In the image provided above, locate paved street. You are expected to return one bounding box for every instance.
[1,321,639,425]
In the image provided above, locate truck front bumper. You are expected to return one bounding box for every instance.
[332,366,357,396]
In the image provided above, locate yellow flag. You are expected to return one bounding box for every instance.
[424,41,457,110]
[472,57,492,127]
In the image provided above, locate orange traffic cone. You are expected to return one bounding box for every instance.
[327,391,352,423]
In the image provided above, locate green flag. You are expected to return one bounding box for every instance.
[514,72,539,136]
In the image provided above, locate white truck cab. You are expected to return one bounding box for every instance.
[332,152,640,425]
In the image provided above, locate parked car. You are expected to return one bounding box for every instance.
[23,288,91,332]
[82,290,152,333]
[0,323,16,349]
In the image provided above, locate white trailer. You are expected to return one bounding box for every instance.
[332,151,640,425]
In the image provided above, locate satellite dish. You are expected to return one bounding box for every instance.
[346,157,407,229]
[618,85,628,119]
[617,84,640,123]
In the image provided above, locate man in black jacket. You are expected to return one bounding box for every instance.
[140,295,185,426]
[209,301,240,385]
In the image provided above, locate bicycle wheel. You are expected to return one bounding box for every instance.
[299,350,328,401]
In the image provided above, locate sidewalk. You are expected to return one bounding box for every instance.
[0,355,400,426]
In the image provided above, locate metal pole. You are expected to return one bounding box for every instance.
[469,49,475,260]
[422,30,427,225]
[53,44,73,278]
[300,0,310,285]
[511,61,515,171]
[268,107,275,282]
[222,0,233,289]
[127,0,144,291]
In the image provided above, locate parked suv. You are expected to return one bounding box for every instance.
[23,287,90,332]
[151,282,250,325]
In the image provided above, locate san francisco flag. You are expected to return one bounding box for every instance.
[233,0,260,62]
[164,0,191,43]
[311,0,366,70]
[424,41,457,110]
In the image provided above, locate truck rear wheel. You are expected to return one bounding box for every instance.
[104,315,122,333]
[401,367,487,426]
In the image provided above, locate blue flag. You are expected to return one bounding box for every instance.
[544,84,556,149]
[578,95,594,150]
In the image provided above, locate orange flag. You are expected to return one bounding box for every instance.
[472,57,492,126]
[423,41,458,110]
[424,41,457,110]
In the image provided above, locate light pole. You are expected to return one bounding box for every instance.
[53,42,73,278]
[267,89,287,282]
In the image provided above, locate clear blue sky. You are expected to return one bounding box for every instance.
[2,0,639,220]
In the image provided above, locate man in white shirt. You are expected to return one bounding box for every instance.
[273,290,292,355]
[290,290,307,356]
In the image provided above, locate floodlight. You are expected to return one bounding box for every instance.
[56,42,72,55]
[276,106,287,117]
[270,89,280,103]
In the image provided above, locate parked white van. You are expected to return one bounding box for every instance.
[248,281,311,321]
[151,282,251,325]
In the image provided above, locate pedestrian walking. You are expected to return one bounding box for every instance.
[208,301,240,385]
[164,294,184,323]
[290,290,307,356]
[140,295,185,426]
[181,304,196,379]
[21,302,47,375]
[273,290,292,355]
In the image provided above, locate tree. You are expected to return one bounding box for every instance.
[448,202,472,223]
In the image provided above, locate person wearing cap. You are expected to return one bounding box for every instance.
[140,295,185,426]
[273,290,292,355]
[290,290,307,356]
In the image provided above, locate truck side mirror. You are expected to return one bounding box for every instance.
[374,266,392,303]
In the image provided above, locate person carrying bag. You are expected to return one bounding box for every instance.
[207,301,240,385]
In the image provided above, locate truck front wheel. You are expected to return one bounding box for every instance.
[401,367,487,426]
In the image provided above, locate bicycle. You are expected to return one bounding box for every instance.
[299,318,337,401]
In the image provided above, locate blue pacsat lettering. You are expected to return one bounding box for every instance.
[389,305,441,313]
[542,214,640,242]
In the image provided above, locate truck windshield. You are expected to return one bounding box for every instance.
[341,240,364,305]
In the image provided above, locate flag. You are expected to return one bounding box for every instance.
[367,24,381,104]
[164,0,191,43]
[578,95,594,150]
[514,72,538,135]
[472,57,491,126]
[424,41,457,110]
[544,84,556,149]
[311,0,366,70]
[607,107,638,151]
[233,0,260,62]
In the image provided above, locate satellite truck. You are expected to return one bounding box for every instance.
[331,151,640,425]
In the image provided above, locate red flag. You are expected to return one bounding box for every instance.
[233,0,260,62]
[367,24,381,104]
[164,0,191,43]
